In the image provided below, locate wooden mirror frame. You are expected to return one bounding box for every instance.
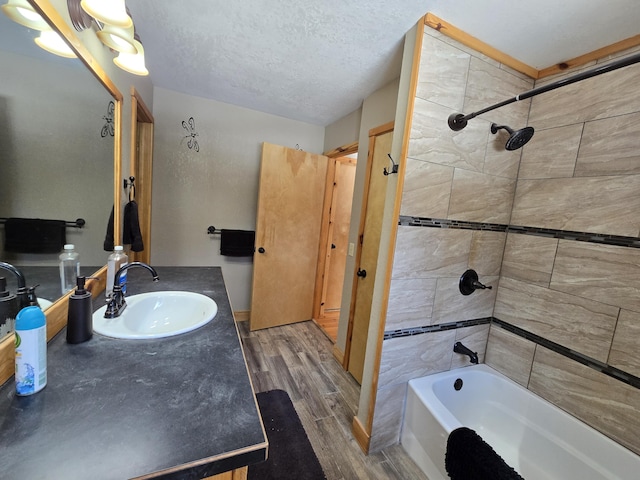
[0,0,122,383]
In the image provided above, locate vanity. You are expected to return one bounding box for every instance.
[0,267,267,479]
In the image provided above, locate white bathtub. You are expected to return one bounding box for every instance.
[400,364,639,480]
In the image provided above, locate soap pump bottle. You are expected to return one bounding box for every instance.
[66,276,93,344]
[0,277,19,339]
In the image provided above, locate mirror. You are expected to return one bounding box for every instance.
[0,0,121,330]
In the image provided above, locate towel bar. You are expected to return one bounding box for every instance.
[0,218,85,228]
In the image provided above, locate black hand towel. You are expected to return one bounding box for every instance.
[123,200,144,252]
[4,218,66,253]
[103,206,114,251]
[445,427,525,480]
[220,229,255,257]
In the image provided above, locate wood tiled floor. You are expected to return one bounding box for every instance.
[237,320,429,480]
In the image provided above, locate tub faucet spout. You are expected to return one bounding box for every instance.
[454,341,478,364]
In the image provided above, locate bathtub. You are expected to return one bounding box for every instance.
[400,364,639,480]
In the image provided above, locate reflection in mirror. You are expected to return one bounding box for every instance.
[0,5,113,326]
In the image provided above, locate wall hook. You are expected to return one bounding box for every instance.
[459,269,492,295]
[383,154,399,176]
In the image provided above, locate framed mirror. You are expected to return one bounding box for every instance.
[0,0,122,339]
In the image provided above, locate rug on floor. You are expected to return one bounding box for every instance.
[248,389,326,480]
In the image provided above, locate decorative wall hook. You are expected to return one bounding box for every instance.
[383,153,398,175]
[123,176,136,201]
[459,269,492,295]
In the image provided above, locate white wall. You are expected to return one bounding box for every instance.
[149,87,325,311]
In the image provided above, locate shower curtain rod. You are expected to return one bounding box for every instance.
[448,50,640,131]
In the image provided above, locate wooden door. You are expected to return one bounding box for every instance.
[314,157,356,342]
[347,128,393,384]
[250,143,329,331]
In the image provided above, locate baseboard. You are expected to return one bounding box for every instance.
[233,311,250,322]
[332,344,345,364]
[352,415,371,454]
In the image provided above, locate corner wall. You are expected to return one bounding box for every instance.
[367,23,533,452]
[368,20,640,457]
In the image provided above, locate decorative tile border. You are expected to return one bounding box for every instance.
[398,216,640,249]
[383,316,640,390]
[383,318,491,340]
[492,318,640,390]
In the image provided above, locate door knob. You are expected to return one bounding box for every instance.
[357,268,367,278]
[258,247,265,254]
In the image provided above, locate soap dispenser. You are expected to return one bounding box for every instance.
[0,277,19,339]
[66,276,93,344]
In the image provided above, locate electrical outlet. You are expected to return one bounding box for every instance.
[348,243,355,256]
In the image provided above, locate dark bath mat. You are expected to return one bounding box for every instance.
[248,389,326,480]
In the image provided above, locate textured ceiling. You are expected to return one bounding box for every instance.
[124,0,640,126]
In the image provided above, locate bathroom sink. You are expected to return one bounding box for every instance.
[92,291,218,339]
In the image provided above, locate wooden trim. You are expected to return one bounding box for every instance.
[129,87,154,264]
[537,33,640,79]
[233,311,250,322]
[365,16,426,436]
[424,13,538,79]
[29,0,122,101]
[332,344,345,364]
[204,467,248,480]
[352,415,371,454]
[424,12,640,82]
[324,141,358,158]
[368,121,394,137]
[312,158,338,322]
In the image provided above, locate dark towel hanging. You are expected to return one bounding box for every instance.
[103,206,115,251]
[220,229,255,257]
[123,200,144,252]
[3,218,67,254]
[445,427,525,480]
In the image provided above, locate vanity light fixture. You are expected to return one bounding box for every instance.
[34,29,77,58]
[80,0,131,28]
[96,22,137,54]
[1,0,50,30]
[113,34,148,76]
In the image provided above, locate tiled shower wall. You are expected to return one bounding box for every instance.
[368,24,640,456]
[489,46,640,455]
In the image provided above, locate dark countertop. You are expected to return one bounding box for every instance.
[0,267,267,479]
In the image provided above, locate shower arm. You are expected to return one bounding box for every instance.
[448,51,640,131]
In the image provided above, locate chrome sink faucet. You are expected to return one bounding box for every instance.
[104,262,159,319]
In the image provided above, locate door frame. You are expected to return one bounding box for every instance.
[342,122,394,371]
[312,142,358,335]
[128,87,154,264]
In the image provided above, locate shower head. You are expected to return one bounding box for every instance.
[490,123,534,151]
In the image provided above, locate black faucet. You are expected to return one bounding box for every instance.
[0,261,30,310]
[454,341,479,364]
[104,262,159,318]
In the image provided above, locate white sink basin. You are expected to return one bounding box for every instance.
[93,291,218,339]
